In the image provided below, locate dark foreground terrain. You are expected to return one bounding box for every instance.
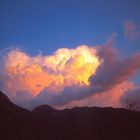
[0,91,140,140]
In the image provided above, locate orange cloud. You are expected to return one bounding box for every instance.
[0,46,100,107]
[0,44,140,109]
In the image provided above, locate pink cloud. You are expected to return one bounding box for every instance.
[124,21,139,40]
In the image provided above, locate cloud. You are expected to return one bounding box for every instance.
[0,43,140,110]
[120,88,140,110]
[124,21,139,40]
[0,46,100,108]
[58,82,134,109]
[32,46,140,109]
[90,51,140,89]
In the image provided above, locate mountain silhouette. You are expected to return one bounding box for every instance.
[33,104,56,114]
[0,90,140,140]
[0,90,31,114]
[0,90,13,107]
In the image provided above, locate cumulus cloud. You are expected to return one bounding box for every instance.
[0,44,140,110]
[35,46,140,108]
[124,21,139,40]
[0,46,100,108]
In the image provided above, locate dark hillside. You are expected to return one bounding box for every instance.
[0,91,140,140]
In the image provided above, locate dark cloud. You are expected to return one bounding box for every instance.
[90,52,140,89]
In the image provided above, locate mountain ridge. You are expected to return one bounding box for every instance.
[0,90,140,140]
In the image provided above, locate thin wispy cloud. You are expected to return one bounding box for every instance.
[124,21,139,40]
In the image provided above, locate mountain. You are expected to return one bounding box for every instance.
[0,90,140,140]
[0,91,38,140]
[33,104,56,114]
[0,90,29,112]
[0,91,10,103]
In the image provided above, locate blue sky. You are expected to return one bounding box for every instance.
[0,0,140,56]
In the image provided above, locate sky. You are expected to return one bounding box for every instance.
[0,0,140,55]
[0,0,140,109]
